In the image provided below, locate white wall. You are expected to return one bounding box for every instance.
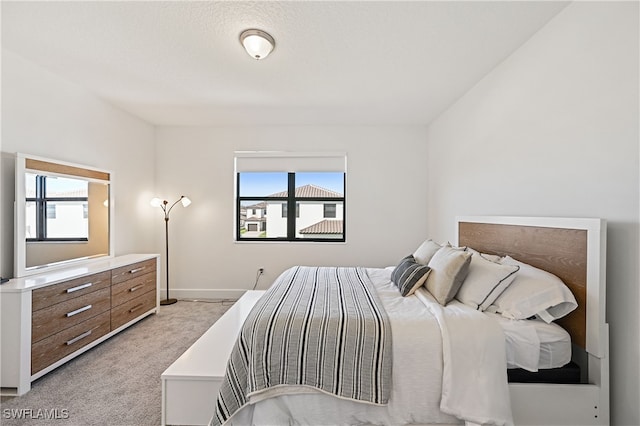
[425,3,639,424]
[154,126,429,298]
[1,49,157,278]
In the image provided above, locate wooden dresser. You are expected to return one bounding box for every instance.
[0,254,159,396]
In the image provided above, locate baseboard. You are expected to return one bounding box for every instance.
[162,288,246,301]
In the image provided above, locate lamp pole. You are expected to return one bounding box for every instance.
[152,196,191,306]
[163,210,174,305]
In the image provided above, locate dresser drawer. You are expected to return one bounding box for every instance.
[32,287,111,343]
[32,271,111,312]
[111,290,156,330]
[31,311,111,374]
[111,270,156,307]
[111,258,157,285]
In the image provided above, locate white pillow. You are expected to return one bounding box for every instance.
[467,247,503,263]
[456,253,519,311]
[487,256,577,323]
[413,239,443,265]
[425,246,472,306]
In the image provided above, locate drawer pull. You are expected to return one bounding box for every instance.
[66,304,92,317]
[129,285,144,292]
[129,267,146,274]
[129,303,144,313]
[66,282,93,293]
[66,330,92,346]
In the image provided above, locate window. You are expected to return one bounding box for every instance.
[235,152,346,242]
[324,204,336,218]
[46,203,57,219]
[25,174,89,241]
[281,203,300,218]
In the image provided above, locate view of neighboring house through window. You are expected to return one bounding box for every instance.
[237,171,345,241]
[25,173,89,241]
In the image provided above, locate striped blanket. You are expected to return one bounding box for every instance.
[211,266,392,426]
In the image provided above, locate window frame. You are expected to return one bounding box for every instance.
[236,172,346,242]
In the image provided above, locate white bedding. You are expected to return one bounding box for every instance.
[490,313,572,371]
[413,288,512,425]
[535,319,572,369]
[224,268,513,426]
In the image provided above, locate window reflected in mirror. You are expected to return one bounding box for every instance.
[16,155,112,275]
[25,173,90,241]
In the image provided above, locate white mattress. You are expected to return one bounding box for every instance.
[489,312,572,372]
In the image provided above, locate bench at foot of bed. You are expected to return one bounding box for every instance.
[161,291,265,426]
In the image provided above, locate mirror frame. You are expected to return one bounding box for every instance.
[14,153,114,277]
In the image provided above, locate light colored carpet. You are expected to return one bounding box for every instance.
[0,300,234,426]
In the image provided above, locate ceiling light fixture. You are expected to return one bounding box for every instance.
[240,29,275,60]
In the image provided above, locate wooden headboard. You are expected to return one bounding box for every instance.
[456,216,606,356]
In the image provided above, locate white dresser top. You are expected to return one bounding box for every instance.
[0,254,159,293]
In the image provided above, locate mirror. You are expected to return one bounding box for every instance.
[14,153,113,277]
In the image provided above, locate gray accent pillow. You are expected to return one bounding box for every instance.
[425,246,473,305]
[391,255,432,297]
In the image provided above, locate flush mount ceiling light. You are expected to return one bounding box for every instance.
[240,29,275,60]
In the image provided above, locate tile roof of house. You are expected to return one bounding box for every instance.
[268,184,342,198]
[244,202,267,208]
[299,219,344,234]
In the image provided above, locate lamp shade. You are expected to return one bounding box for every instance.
[150,197,162,207]
[240,29,275,60]
[181,196,192,207]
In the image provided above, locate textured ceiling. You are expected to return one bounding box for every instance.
[2,1,569,126]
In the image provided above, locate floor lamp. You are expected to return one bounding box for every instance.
[151,195,192,305]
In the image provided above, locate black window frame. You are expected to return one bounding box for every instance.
[236,172,346,242]
[26,175,89,242]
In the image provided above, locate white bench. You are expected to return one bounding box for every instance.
[161,291,265,426]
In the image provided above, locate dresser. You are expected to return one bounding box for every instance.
[1,254,159,396]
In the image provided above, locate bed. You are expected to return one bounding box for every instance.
[203,216,609,426]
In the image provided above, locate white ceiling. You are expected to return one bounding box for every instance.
[2,1,569,126]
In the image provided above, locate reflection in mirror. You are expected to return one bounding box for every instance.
[15,154,112,277]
